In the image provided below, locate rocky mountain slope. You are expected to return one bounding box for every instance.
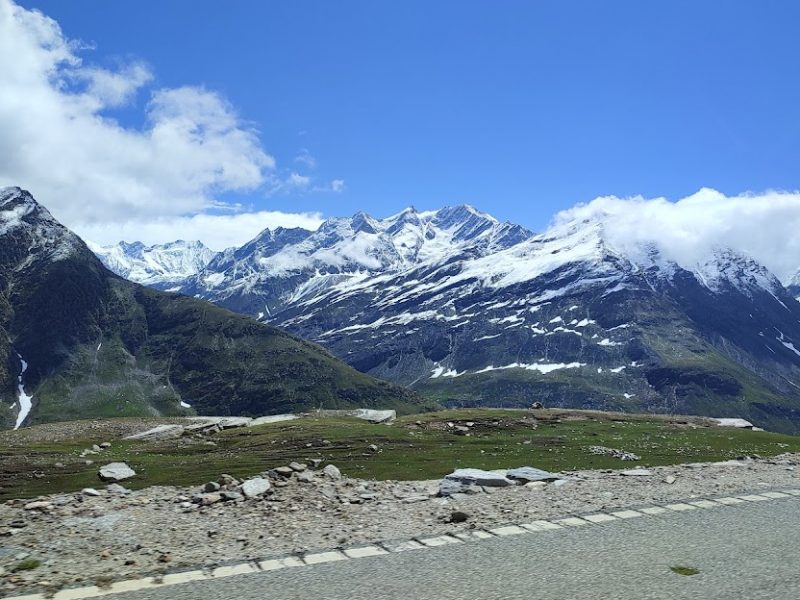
[95,205,800,433]
[0,187,424,429]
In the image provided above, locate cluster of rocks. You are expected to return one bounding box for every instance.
[589,446,642,461]
[78,442,111,461]
[438,466,563,496]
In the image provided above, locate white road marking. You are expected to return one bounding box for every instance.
[489,525,528,536]
[688,500,720,509]
[343,546,389,558]
[419,535,462,547]
[259,557,303,570]
[582,513,618,523]
[639,506,669,515]
[739,494,770,502]
[555,517,591,527]
[303,551,348,564]
[610,510,643,519]
[665,503,698,511]
[521,520,564,531]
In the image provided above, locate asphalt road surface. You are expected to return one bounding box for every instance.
[99,495,800,600]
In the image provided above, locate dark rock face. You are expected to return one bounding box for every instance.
[97,202,800,433]
[0,187,425,429]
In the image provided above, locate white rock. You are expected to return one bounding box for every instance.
[240,477,271,498]
[323,465,342,480]
[98,462,136,482]
[444,468,514,487]
[712,418,754,429]
[620,469,652,477]
[81,488,102,497]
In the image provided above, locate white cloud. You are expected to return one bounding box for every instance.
[76,210,324,251]
[0,0,336,244]
[555,188,800,282]
[294,149,317,169]
[331,179,346,193]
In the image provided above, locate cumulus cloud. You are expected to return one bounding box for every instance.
[554,188,800,282]
[75,209,324,251]
[0,0,337,248]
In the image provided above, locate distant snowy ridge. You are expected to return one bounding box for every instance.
[89,239,218,289]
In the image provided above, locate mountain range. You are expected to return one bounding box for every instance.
[0,187,424,430]
[93,204,800,433]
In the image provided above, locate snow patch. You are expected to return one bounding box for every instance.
[13,354,32,430]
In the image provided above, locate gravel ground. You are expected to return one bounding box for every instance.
[1,454,798,597]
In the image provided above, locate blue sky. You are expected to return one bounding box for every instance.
[6,1,800,248]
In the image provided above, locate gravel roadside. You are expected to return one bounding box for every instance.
[1,453,798,597]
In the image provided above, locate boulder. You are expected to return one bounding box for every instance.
[506,466,561,483]
[353,409,396,423]
[240,477,271,498]
[443,468,514,488]
[23,501,51,511]
[81,488,102,497]
[296,471,314,483]
[274,466,294,477]
[98,462,136,482]
[204,481,221,492]
[438,479,467,497]
[288,462,307,472]
[323,464,342,480]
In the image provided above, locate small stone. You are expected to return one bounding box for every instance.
[99,442,112,449]
[664,475,677,484]
[221,491,243,502]
[200,493,223,506]
[448,511,469,523]
[240,477,271,498]
[157,554,172,564]
[323,465,341,480]
[54,462,64,468]
[81,488,102,497]
[309,458,323,468]
[84,460,94,466]
[296,471,314,483]
[367,444,379,452]
[288,462,307,472]
[92,445,102,452]
[99,550,112,559]
[218,474,238,486]
[274,466,294,477]
[204,481,221,492]
[23,501,51,511]
[105,483,130,494]
[525,481,547,490]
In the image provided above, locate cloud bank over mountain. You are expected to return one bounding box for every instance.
[556,187,800,282]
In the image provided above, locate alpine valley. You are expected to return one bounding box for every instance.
[0,187,424,430]
[93,203,800,433]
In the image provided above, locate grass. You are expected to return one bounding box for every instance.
[1,408,798,501]
[12,559,41,572]
[670,566,700,576]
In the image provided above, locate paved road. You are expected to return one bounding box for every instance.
[109,496,800,600]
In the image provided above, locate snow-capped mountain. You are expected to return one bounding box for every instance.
[89,240,217,290]
[95,204,800,432]
[0,187,422,430]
